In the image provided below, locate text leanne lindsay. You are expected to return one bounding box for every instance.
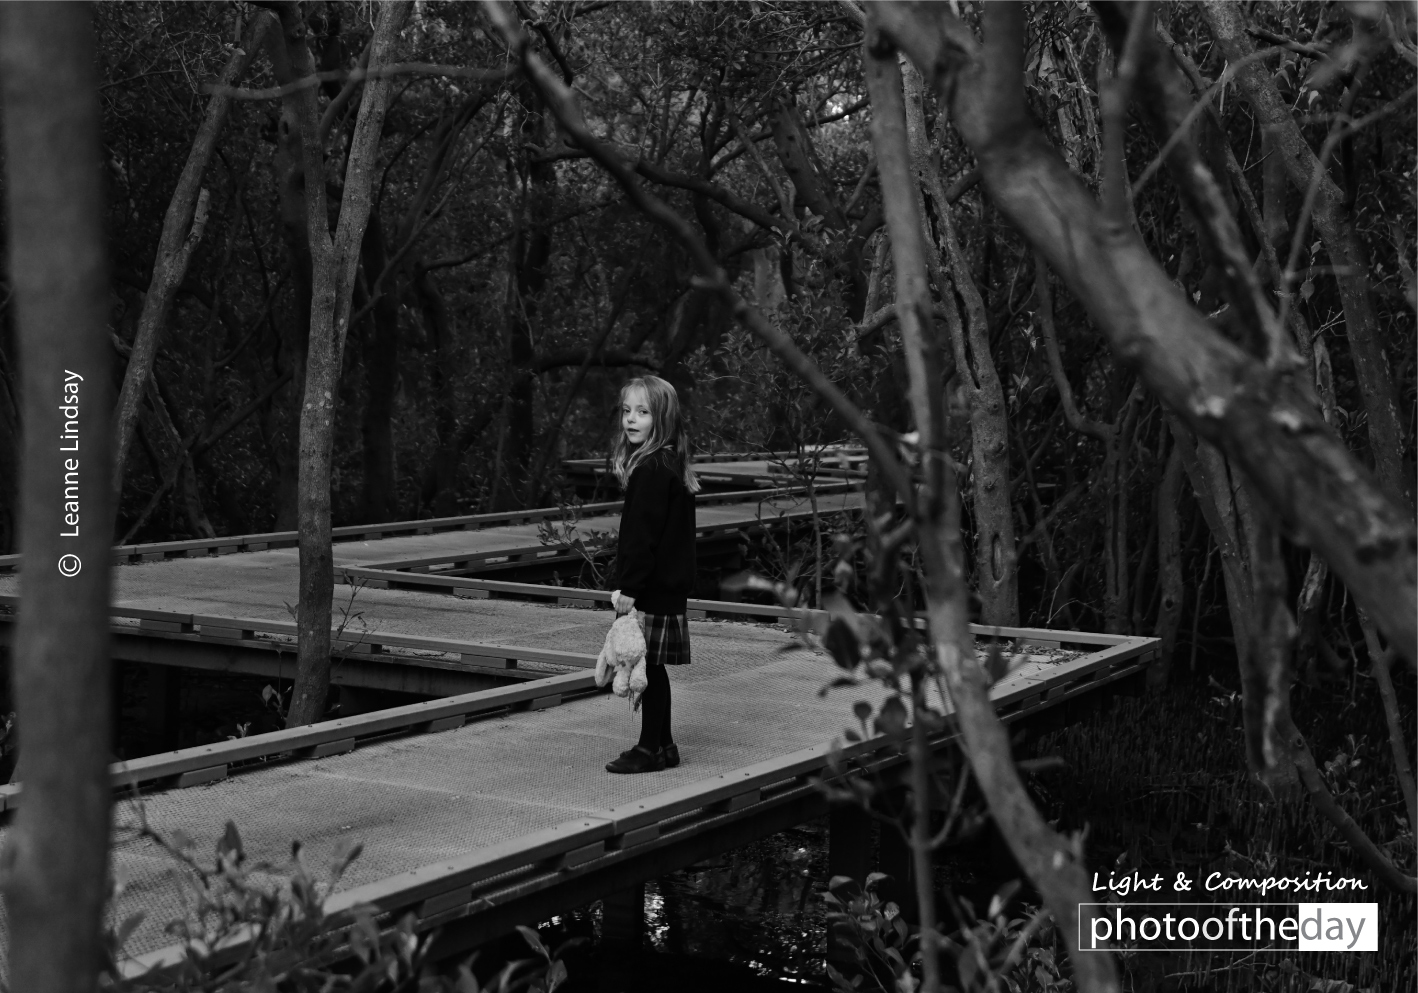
[61,370,82,537]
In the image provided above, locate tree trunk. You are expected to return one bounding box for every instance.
[143,379,214,539]
[0,363,16,553]
[1234,492,1302,796]
[1293,555,1329,684]
[263,12,315,532]
[865,31,1119,993]
[110,14,269,506]
[0,7,117,993]
[285,0,410,728]
[1201,2,1411,510]
[499,108,557,509]
[1101,389,1142,634]
[1150,442,1185,688]
[414,265,464,516]
[864,47,951,993]
[901,64,1018,626]
[358,214,400,523]
[874,0,1417,666]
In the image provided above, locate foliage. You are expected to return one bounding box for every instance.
[104,817,574,993]
[535,499,616,589]
[822,869,1069,993]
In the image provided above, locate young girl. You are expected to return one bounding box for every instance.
[605,375,700,774]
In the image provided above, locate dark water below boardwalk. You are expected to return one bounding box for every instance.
[514,815,1013,993]
[542,822,834,992]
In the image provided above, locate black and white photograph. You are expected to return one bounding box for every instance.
[0,2,1413,991]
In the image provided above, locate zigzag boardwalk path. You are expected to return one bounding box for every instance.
[0,483,1158,971]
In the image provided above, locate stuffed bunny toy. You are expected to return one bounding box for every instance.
[595,612,648,708]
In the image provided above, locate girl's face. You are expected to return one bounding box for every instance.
[622,387,652,446]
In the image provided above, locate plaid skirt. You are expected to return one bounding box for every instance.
[640,611,691,666]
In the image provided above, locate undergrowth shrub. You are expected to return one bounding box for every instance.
[104,818,573,993]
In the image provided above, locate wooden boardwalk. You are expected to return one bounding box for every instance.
[563,453,866,494]
[0,487,866,695]
[0,483,1158,974]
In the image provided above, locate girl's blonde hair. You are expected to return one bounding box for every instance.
[611,375,701,493]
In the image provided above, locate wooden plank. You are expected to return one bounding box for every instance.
[989,639,1152,713]
[614,824,659,849]
[305,738,356,759]
[199,625,256,642]
[601,753,826,835]
[174,765,226,788]
[323,817,616,915]
[140,618,194,634]
[127,610,596,670]
[372,542,582,572]
[336,570,839,632]
[717,789,761,813]
[119,607,195,625]
[966,623,1133,647]
[461,653,516,668]
[102,671,597,790]
[186,613,295,636]
[419,887,472,920]
[558,840,606,870]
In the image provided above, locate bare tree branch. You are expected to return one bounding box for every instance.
[874,0,1416,666]
[206,61,514,100]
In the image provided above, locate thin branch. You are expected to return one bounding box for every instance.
[1101,1,1152,225]
[1035,253,1110,442]
[316,40,372,144]
[1247,25,1330,59]
[1278,82,1417,316]
[119,370,293,544]
[1130,45,1286,198]
[206,62,514,100]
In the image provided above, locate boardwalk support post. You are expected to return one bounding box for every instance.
[600,881,645,989]
[144,664,181,752]
[828,802,872,884]
[827,802,874,971]
[876,795,918,925]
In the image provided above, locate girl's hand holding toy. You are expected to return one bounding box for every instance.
[612,589,636,616]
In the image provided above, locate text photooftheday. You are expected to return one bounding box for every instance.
[1080,902,1379,953]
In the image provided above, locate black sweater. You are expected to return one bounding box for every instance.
[611,449,696,614]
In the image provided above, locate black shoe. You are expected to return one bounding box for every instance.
[660,743,680,768]
[606,745,665,774]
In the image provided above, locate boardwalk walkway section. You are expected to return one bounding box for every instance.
[0,486,865,695]
[0,593,1156,972]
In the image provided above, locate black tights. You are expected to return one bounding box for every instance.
[636,663,673,752]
